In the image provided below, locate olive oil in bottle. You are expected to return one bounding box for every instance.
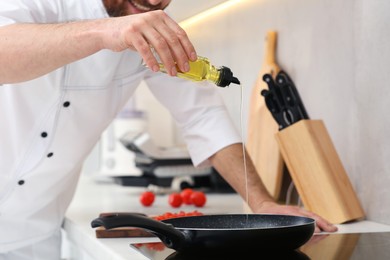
[159,56,240,87]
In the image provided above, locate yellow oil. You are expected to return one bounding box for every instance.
[164,56,220,83]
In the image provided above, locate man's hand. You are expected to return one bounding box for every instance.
[102,10,197,76]
[209,143,338,234]
[254,201,338,233]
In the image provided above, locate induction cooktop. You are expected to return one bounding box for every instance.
[129,232,390,260]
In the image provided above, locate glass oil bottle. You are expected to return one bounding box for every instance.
[159,56,240,88]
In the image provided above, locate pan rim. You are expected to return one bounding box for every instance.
[162,213,316,231]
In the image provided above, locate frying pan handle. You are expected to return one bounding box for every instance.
[91,213,188,250]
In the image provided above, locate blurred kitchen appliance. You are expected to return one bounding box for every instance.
[113,131,234,193]
[99,114,145,178]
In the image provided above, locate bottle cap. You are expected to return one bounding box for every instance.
[217,67,241,87]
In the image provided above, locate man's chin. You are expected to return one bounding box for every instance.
[102,1,135,17]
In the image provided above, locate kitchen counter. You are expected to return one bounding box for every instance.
[63,175,246,260]
[63,175,390,260]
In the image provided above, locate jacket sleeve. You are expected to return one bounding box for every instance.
[143,70,241,167]
[0,0,63,26]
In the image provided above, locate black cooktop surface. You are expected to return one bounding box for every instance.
[129,232,390,259]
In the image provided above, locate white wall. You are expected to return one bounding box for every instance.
[84,0,390,224]
[178,0,390,224]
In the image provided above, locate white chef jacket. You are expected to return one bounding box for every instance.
[0,0,241,253]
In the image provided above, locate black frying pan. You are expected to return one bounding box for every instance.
[165,248,311,260]
[91,213,315,253]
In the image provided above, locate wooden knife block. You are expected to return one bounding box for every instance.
[275,120,365,224]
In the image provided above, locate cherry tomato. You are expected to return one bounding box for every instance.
[190,191,207,207]
[139,191,155,207]
[180,188,193,205]
[168,193,183,208]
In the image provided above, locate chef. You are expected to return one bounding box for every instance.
[0,0,337,258]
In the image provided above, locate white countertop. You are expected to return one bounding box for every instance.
[64,175,246,260]
[64,175,390,260]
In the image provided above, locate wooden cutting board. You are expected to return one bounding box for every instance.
[95,226,155,238]
[246,31,284,200]
[95,213,155,238]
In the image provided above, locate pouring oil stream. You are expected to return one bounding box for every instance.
[156,55,248,213]
[240,84,249,220]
